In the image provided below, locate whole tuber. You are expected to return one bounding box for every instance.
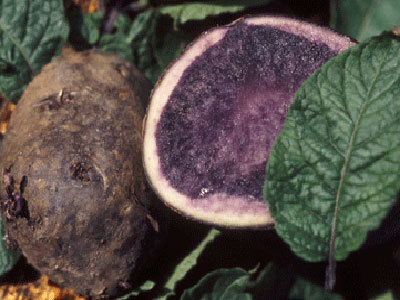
[0,48,159,298]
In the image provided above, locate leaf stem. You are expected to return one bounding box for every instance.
[325,220,337,290]
[326,99,367,291]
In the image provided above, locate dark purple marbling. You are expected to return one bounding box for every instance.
[156,23,338,202]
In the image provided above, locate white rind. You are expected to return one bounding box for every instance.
[143,15,356,228]
[244,16,355,53]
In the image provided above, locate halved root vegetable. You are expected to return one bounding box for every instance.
[143,15,355,228]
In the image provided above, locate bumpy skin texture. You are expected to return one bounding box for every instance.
[0,49,155,297]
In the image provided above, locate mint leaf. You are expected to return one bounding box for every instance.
[330,0,400,41]
[264,34,400,286]
[0,0,69,103]
[159,0,273,29]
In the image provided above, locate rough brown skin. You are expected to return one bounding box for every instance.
[0,49,157,298]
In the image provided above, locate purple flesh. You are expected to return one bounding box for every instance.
[156,23,338,203]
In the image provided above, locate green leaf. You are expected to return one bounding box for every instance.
[99,13,136,62]
[181,267,252,300]
[264,33,400,280]
[181,264,345,300]
[130,10,160,83]
[0,0,69,103]
[99,10,196,84]
[330,0,400,41]
[130,10,196,84]
[115,280,155,300]
[182,263,321,300]
[99,11,164,83]
[372,291,395,300]
[68,10,103,50]
[159,0,273,29]
[0,216,20,276]
[151,19,193,76]
[99,11,157,80]
[157,228,221,299]
[288,278,344,300]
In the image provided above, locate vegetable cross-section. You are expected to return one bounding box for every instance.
[144,15,355,228]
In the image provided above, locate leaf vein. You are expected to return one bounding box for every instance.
[279,214,329,248]
[297,140,338,196]
[0,20,34,74]
[328,44,389,277]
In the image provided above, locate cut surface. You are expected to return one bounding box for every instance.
[144,15,355,228]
